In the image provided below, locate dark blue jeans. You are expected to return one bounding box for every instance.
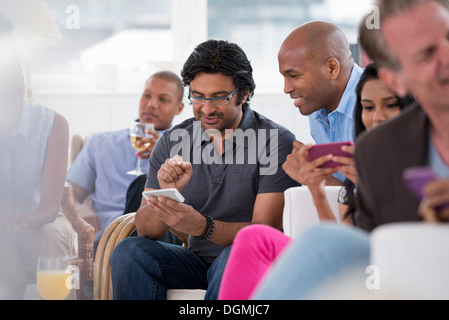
[110,236,231,300]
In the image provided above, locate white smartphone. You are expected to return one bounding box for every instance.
[142,188,185,203]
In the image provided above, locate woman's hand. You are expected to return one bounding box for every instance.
[334,144,358,185]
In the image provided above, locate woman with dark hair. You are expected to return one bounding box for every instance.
[354,63,415,137]
[338,62,415,222]
[218,62,415,300]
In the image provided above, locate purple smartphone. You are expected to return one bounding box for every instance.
[402,166,449,210]
[402,167,436,199]
[308,141,354,168]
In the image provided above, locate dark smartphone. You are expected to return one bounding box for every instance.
[308,141,354,168]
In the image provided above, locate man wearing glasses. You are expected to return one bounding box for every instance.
[110,39,300,300]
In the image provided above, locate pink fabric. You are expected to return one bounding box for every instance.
[219,224,292,300]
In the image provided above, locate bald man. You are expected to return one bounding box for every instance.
[279,21,364,185]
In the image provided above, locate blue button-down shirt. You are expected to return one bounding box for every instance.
[308,63,364,181]
[67,127,166,241]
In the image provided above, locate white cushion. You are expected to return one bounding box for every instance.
[283,186,341,239]
[371,222,449,299]
[167,289,206,300]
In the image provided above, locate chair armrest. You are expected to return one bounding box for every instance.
[61,185,96,238]
[61,185,95,299]
[94,213,136,300]
[70,134,84,165]
[169,228,189,246]
[75,203,100,232]
[93,213,189,300]
[283,186,341,239]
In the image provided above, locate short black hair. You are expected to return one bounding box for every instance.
[181,39,256,108]
[147,71,184,102]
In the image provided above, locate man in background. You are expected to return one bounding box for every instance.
[67,71,184,242]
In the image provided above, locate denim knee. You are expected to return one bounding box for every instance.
[111,237,131,268]
[110,237,166,299]
[205,246,232,300]
[111,236,155,270]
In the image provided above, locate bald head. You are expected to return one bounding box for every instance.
[280,21,353,67]
[278,21,356,114]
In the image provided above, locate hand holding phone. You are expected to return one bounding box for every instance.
[308,141,354,168]
[142,188,185,202]
[402,167,437,199]
[402,166,449,212]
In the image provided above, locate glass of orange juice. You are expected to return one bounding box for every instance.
[37,256,72,300]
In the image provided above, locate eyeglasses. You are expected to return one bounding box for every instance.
[188,87,238,106]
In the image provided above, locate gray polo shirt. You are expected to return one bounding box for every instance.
[146,107,300,263]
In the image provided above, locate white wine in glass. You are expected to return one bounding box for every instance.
[127,121,154,175]
[37,256,71,300]
[130,135,151,151]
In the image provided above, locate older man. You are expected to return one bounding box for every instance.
[356,0,449,228]
[252,0,449,299]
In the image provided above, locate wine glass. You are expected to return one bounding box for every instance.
[127,121,154,175]
[36,255,72,300]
